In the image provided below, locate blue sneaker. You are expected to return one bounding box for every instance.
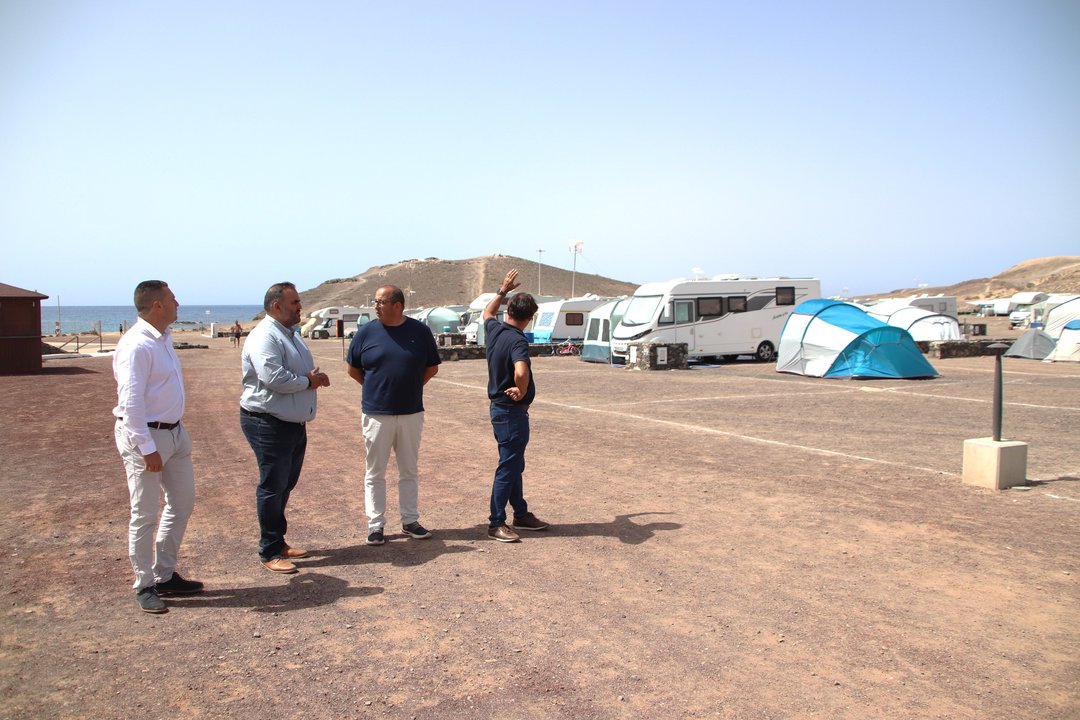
[402,522,432,539]
[366,528,385,546]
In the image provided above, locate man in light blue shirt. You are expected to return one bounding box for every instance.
[240,282,330,574]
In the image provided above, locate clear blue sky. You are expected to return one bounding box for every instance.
[2,1,1077,305]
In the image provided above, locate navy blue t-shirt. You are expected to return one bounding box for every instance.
[346,318,441,415]
[485,317,535,406]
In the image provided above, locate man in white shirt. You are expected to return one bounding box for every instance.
[113,280,203,614]
[240,282,329,574]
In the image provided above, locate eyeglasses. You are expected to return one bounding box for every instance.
[374,299,396,307]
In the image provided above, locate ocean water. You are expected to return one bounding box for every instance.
[40,305,264,335]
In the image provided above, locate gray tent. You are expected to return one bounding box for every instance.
[1004,328,1056,360]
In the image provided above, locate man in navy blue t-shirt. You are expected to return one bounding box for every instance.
[346,285,441,546]
[483,269,550,543]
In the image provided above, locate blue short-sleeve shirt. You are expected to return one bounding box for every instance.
[485,317,535,406]
[347,318,441,415]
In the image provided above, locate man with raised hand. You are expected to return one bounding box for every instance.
[483,270,550,542]
[113,280,203,613]
[240,282,329,574]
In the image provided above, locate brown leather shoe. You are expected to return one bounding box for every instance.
[511,512,550,531]
[262,557,298,574]
[281,544,309,559]
[487,524,520,543]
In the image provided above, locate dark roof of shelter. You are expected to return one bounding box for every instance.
[0,283,49,299]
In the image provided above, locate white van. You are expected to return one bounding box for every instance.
[610,277,821,363]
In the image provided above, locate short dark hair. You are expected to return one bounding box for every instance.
[134,280,168,314]
[378,285,406,307]
[264,282,297,312]
[507,293,538,321]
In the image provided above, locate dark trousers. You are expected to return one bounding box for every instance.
[241,412,307,560]
[489,403,530,527]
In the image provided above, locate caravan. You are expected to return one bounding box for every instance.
[581,297,631,363]
[530,296,610,343]
[610,277,821,363]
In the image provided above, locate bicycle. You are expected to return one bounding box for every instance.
[552,339,580,356]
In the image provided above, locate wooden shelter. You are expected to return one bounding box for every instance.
[0,283,49,374]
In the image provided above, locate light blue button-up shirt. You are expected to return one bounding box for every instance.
[240,316,317,423]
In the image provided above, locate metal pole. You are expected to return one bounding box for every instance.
[571,250,577,297]
[989,343,1008,441]
[537,249,544,293]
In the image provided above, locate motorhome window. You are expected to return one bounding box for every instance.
[776,287,796,306]
[658,302,674,325]
[566,313,584,326]
[602,319,610,341]
[674,301,695,324]
[622,296,662,326]
[698,297,724,318]
[728,296,748,313]
[586,319,600,341]
[538,311,556,327]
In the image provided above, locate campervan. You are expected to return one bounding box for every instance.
[303,306,372,339]
[610,277,821,363]
[903,295,957,317]
[530,296,610,343]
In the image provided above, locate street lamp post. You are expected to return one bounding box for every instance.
[569,241,583,297]
[537,248,544,294]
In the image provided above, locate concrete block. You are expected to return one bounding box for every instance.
[962,437,1029,490]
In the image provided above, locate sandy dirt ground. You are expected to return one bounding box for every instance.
[1,333,1078,720]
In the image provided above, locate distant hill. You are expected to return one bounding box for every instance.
[857,256,1080,305]
[299,255,640,311]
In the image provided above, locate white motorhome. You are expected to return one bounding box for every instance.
[530,296,610,343]
[610,277,821,363]
[303,306,372,339]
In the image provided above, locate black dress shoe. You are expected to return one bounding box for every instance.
[156,572,204,596]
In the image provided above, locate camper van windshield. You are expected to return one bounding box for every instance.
[621,296,662,326]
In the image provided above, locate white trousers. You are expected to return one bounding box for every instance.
[115,421,195,591]
[362,412,424,530]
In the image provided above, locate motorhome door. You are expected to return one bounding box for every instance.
[673,299,696,351]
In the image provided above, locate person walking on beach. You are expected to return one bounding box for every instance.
[231,321,243,348]
[113,280,204,613]
[240,282,330,574]
[346,285,440,545]
[483,270,549,542]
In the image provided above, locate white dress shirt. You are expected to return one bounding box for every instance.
[112,317,186,455]
[240,316,318,423]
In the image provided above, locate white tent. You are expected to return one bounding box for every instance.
[1044,320,1080,362]
[1044,296,1080,339]
[865,299,961,342]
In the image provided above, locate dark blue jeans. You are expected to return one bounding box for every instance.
[489,403,530,527]
[240,412,307,561]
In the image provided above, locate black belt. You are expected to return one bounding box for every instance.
[117,418,180,430]
[241,408,272,419]
[148,421,180,430]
